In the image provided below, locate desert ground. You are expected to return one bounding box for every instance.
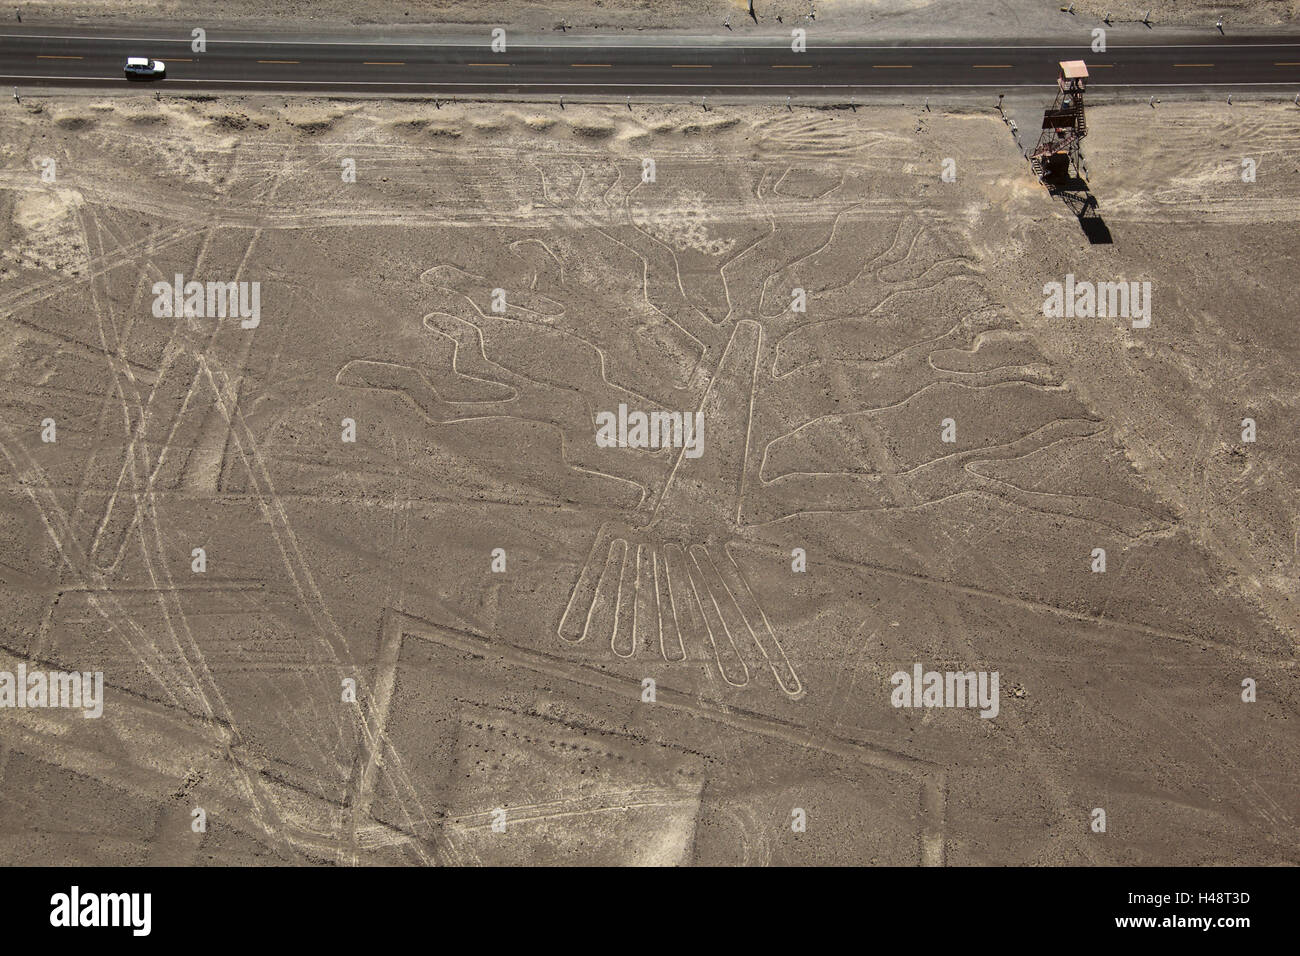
[11,0,1299,32]
[0,88,1297,865]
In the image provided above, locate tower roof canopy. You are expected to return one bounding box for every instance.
[1059,60,1089,79]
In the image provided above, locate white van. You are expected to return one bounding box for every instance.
[124,58,166,79]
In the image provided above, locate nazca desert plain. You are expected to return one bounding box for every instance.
[13,0,1300,31]
[0,93,1296,866]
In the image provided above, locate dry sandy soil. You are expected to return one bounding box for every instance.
[0,90,1297,864]
[13,0,1298,31]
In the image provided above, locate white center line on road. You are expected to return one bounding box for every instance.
[4,32,1300,49]
[5,73,1296,90]
[0,73,1047,87]
[13,75,1295,89]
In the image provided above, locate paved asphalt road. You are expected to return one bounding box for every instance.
[2,26,1299,96]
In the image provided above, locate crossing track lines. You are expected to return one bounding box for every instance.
[382,609,948,866]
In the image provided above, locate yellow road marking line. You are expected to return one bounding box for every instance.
[671,63,712,68]
[571,63,611,67]
[873,64,912,69]
[363,61,405,65]
[1088,63,1113,67]
[771,64,813,69]
[468,62,510,67]
[1174,63,1214,67]
[258,59,299,64]
[37,55,82,59]
[973,64,1012,69]
[1275,61,1300,66]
